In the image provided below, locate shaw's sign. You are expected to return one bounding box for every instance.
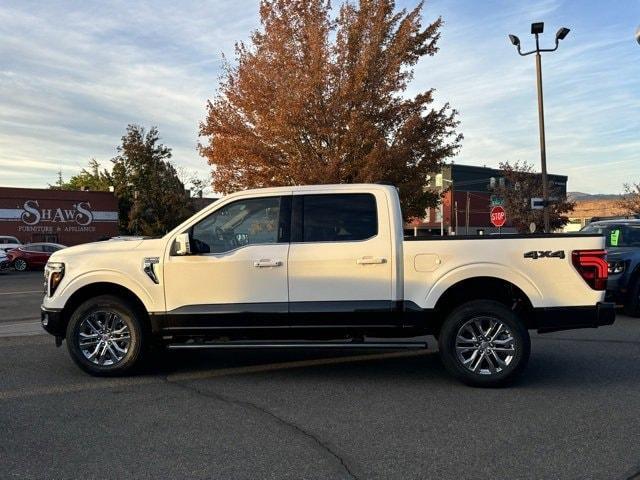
[21,200,93,226]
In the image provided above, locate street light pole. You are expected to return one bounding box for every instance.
[534,42,551,233]
[509,23,570,233]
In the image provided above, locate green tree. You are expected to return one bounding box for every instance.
[111,125,194,236]
[200,0,461,220]
[50,159,112,191]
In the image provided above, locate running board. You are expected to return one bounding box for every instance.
[166,341,427,350]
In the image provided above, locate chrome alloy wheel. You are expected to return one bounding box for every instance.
[455,316,516,375]
[78,311,131,366]
[13,259,27,271]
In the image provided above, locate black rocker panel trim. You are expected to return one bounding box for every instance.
[150,300,421,332]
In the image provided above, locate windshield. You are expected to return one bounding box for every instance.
[0,236,19,244]
[581,224,640,247]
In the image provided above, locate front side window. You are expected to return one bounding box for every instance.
[191,196,282,254]
[300,194,378,242]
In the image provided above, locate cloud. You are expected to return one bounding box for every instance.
[0,0,259,187]
[409,0,640,193]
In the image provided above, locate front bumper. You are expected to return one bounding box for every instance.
[534,302,616,333]
[41,307,65,337]
[0,259,10,270]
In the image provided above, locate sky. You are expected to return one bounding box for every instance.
[0,0,638,194]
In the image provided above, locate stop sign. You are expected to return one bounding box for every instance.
[490,205,506,227]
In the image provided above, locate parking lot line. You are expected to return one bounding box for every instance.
[0,350,429,401]
[0,290,42,296]
[0,321,43,337]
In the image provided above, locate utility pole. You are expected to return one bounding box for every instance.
[509,23,570,233]
[435,173,452,236]
[465,191,470,235]
[454,201,458,234]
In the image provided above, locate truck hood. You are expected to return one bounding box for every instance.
[50,238,165,262]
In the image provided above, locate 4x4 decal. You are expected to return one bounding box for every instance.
[524,250,565,260]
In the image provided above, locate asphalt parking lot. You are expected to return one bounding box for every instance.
[1,271,639,479]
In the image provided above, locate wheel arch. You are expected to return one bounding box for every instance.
[61,282,151,335]
[425,263,542,307]
[431,276,536,332]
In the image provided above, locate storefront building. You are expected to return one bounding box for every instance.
[0,187,119,246]
[405,163,568,236]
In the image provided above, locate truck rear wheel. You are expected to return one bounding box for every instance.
[438,300,530,387]
[66,295,146,376]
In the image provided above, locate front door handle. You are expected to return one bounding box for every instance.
[356,256,387,265]
[253,259,282,268]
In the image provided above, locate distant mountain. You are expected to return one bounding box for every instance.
[568,192,622,202]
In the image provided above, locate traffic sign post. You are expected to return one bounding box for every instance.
[490,196,504,207]
[490,205,506,229]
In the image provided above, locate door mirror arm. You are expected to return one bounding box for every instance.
[174,233,191,256]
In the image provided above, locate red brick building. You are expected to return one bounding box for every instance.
[405,164,568,236]
[0,187,119,246]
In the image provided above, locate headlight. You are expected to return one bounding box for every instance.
[607,260,625,275]
[44,262,65,297]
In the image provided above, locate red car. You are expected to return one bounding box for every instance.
[7,243,66,271]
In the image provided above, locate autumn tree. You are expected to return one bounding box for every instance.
[111,125,194,236]
[200,0,461,219]
[489,161,575,233]
[619,183,640,214]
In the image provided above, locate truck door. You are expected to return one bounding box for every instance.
[287,191,394,327]
[163,194,291,329]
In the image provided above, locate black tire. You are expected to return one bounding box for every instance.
[623,279,640,317]
[66,295,146,376]
[13,258,28,271]
[438,300,530,387]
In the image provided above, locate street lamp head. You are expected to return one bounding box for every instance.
[531,22,544,35]
[636,25,640,45]
[556,27,570,41]
[508,34,520,46]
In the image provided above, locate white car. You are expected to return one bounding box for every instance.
[41,184,615,386]
[0,235,22,253]
[0,249,10,270]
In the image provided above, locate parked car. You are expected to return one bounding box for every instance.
[581,219,640,316]
[0,235,22,253]
[7,242,66,271]
[0,249,10,271]
[41,184,614,386]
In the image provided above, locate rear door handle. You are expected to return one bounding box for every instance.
[253,259,282,268]
[356,256,387,265]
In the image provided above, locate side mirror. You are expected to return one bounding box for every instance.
[174,233,191,256]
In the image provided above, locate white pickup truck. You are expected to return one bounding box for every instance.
[41,184,614,386]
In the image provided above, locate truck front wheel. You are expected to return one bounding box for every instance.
[438,300,530,387]
[66,295,146,376]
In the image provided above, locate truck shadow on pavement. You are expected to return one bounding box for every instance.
[138,337,640,390]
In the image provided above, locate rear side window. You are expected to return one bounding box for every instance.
[298,194,378,242]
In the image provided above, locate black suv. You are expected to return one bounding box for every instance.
[581,219,640,316]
